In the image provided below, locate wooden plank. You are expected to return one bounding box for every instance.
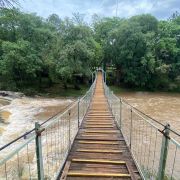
[84,130,118,133]
[81,134,117,137]
[84,122,113,124]
[85,119,112,121]
[76,149,123,153]
[67,171,131,177]
[86,115,114,117]
[78,140,120,145]
[72,159,126,164]
[85,123,113,125]
[60,161,71,180]
[126,161,138,180]
[83,125,114,128]
[76,137,125,141]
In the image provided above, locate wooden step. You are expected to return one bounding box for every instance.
[85,123,113,125]
[67,171,131,177]
[87,115,110,116]
[85,117,113,118]
[83,125,114,128]
[72,159,126,164]
[78,140,120,145]
[84,130,119,133]
[85,121,113,123]
[76,149,123,153]
[81,134,117,137]
[85,118,112,120]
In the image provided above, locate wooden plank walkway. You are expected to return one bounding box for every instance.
[60,72,140,180]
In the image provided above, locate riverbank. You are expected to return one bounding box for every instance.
[110,85,180,94]
[18,84,89,98]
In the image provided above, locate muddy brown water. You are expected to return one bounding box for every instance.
[0,92,180,178]
[0,99,11,133]
[0,97,75,179]
[0,98,10,106]
[117,91,180,132]
[117,91,180,178]
[35,104,69,120]
[0,97,73,147]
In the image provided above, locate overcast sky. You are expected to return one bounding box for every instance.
[18,0,180,20]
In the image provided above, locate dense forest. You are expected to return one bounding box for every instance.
[0,8,180,94]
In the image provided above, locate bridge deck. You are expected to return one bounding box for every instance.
[60,72,140,180]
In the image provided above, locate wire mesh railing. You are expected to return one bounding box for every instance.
[104,82,180,180]
[0,73,97,180]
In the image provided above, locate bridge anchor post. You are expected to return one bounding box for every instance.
[35,122,44,180]
[119,98,122,129]
[68,110,71,151]
[91,73,94,84]
[78,98,80,128]
[158,124,170,180]
[129,108,133,149]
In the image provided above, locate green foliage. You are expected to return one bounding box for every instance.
[0,40,42,85]
[93,13,180,91]
[0,8,102,93]
[0,8,179,94]
[130,14,158,33]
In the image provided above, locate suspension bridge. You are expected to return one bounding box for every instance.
[0,69,179,180]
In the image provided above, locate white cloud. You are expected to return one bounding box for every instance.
[18,0,180,20]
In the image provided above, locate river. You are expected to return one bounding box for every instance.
[1,92,180,147]
[0,92,180,178]
[0,97,73,147]
[116,91,180,179]
[117,91,180,132]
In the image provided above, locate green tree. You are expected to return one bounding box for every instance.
[0,40,42,89]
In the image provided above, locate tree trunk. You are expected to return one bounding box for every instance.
[73,77,80,90]
[38,75,42,90]
[116,68,121,86]
[63,82,67,89]
[48,78,53,87]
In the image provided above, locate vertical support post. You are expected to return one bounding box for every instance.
[104,71,106,84]
[110,91,113,109]
[119,98,122,129]
[91,72,94,84]
[78,98,80,128]
[102,69,104,82]
[110,91,113,111]
[35,122,44,180]
[83,97,85,117]
[86,94,87,113]
[68,110,71,151]
[110,90,112,108]
[130,108,133,149]
[158,124,170,180]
